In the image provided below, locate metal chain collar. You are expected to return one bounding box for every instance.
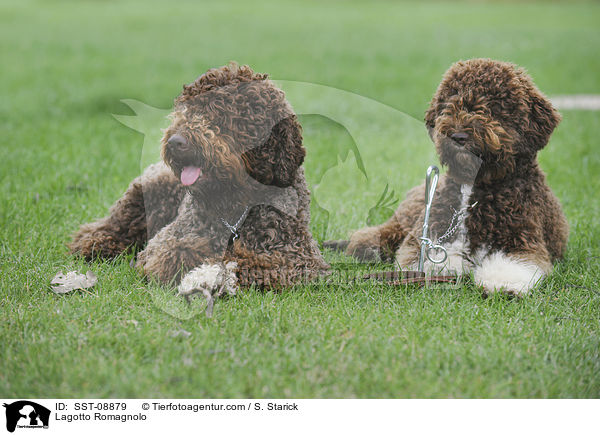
[420,201,478,264]
[220,206,250,241]
[436,201,478,245]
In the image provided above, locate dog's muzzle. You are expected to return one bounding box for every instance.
[167,134,187,152]
[450,132,469,146]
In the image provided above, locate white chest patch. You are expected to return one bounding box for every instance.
[421,184,474,275]
[457,184,472,238]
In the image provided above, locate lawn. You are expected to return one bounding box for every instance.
[1,0,599,398]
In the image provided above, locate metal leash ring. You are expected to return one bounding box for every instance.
[427,244,448,264]
[420,237,448,264]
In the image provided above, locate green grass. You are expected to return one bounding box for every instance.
[1,0,600,398]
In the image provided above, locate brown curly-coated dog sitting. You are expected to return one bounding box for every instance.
[326,59,568,295]
[69,63,329,295]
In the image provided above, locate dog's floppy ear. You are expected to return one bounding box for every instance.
[242,115,305,187]
[525,88,561,151]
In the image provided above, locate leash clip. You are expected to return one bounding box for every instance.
[418,166,445,272]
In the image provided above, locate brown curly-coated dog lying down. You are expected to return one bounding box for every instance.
[69,63,329,296]
[326,59,568,295]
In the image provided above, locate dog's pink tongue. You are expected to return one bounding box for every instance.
[181,166,202,186]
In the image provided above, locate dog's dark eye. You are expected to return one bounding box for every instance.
[489,102,502,115]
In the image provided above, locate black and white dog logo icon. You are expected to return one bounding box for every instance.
[3,401,50,432]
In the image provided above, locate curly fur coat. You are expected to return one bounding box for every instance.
[69,63,329,294]
[326,59,568,295]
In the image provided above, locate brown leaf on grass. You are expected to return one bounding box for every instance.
[50,271,97,294]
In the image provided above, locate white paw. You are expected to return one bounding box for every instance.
[474,252,545,295]
[178,262,238,297]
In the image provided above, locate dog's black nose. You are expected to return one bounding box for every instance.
[167,134,186,150]
[451,132,469,145]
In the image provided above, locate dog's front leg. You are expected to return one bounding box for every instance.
[473,250,552,296]
[176,250,297,299]
[69,162,184,260]
[324,212,409,262]
[223,243,325,289]
[135,220,222,285]
[177,244,315,293]
[69,178,148,260]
